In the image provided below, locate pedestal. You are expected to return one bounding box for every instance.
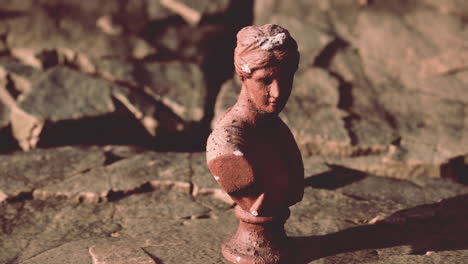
[222,206,293,264]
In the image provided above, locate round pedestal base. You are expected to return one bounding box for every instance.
[222,206,293,264]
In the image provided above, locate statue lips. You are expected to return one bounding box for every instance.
[268,99,284,111]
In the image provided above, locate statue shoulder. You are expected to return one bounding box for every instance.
[206,120,255,194]
[206,120,250,163]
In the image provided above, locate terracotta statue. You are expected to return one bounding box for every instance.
[206,24,304,264]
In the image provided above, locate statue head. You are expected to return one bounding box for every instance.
[234,24,300,114]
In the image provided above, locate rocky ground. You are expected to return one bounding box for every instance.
[0,0,467,263]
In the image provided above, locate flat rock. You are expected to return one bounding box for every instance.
[35,151,192,202]
[0,199,117,263]
[0,187,216,264]
[19,67,114,122]
[6,66,116,149]
[0,146,106,199]
[19,239,106,264]
[89,241,155,264]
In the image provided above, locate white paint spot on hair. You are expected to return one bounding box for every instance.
[258,32,287,50]
[233,150,243,156]
[241,64,251,73]
[213,175,220,181]
[236,256,241,262]
[251,211,258,216]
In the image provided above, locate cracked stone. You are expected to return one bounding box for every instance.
[113,189,210,222]
[0,185,216,264]
[0,199,117,263]
[19,239,107,264]
[141,210,236,264]
[35,151,192,202]
[0,146,106,199]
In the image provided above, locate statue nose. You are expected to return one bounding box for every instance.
[269,80,280,98]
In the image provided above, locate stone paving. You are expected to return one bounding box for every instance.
[0,146,467,263]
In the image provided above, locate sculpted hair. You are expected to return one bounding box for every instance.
[234,24,300,81]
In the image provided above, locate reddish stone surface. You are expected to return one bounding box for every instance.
[206,24,304,263]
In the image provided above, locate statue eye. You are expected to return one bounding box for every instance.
[258,77,273,85]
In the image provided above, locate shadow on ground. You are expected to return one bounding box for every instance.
[292,193,468,263]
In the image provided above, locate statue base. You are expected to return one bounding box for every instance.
[222,206,293,264]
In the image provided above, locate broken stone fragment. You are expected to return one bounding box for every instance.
[9,107,44,150]
[0,67,43,150]
[89,242,155,264]
[6,66,116,149]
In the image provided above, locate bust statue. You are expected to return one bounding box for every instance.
[206,24,304,263]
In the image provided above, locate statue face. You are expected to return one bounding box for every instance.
[242,65,295,114]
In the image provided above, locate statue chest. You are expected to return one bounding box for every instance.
[248,128,293,192]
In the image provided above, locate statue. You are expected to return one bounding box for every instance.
[206,24,304,264]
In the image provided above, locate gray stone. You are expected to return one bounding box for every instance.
[310,5,468,178]
[97,60,206,122]
[113,190,210,222]
[280,67,351,156]
[19,239,103,264]
[35,151,192,202]
[3,3,152,60]
[0,199,117,263]
[0,146,106,199]
[89,241,155,264]
[0,185,216,264]
[141,210,236,264]
[19,67,114,122]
